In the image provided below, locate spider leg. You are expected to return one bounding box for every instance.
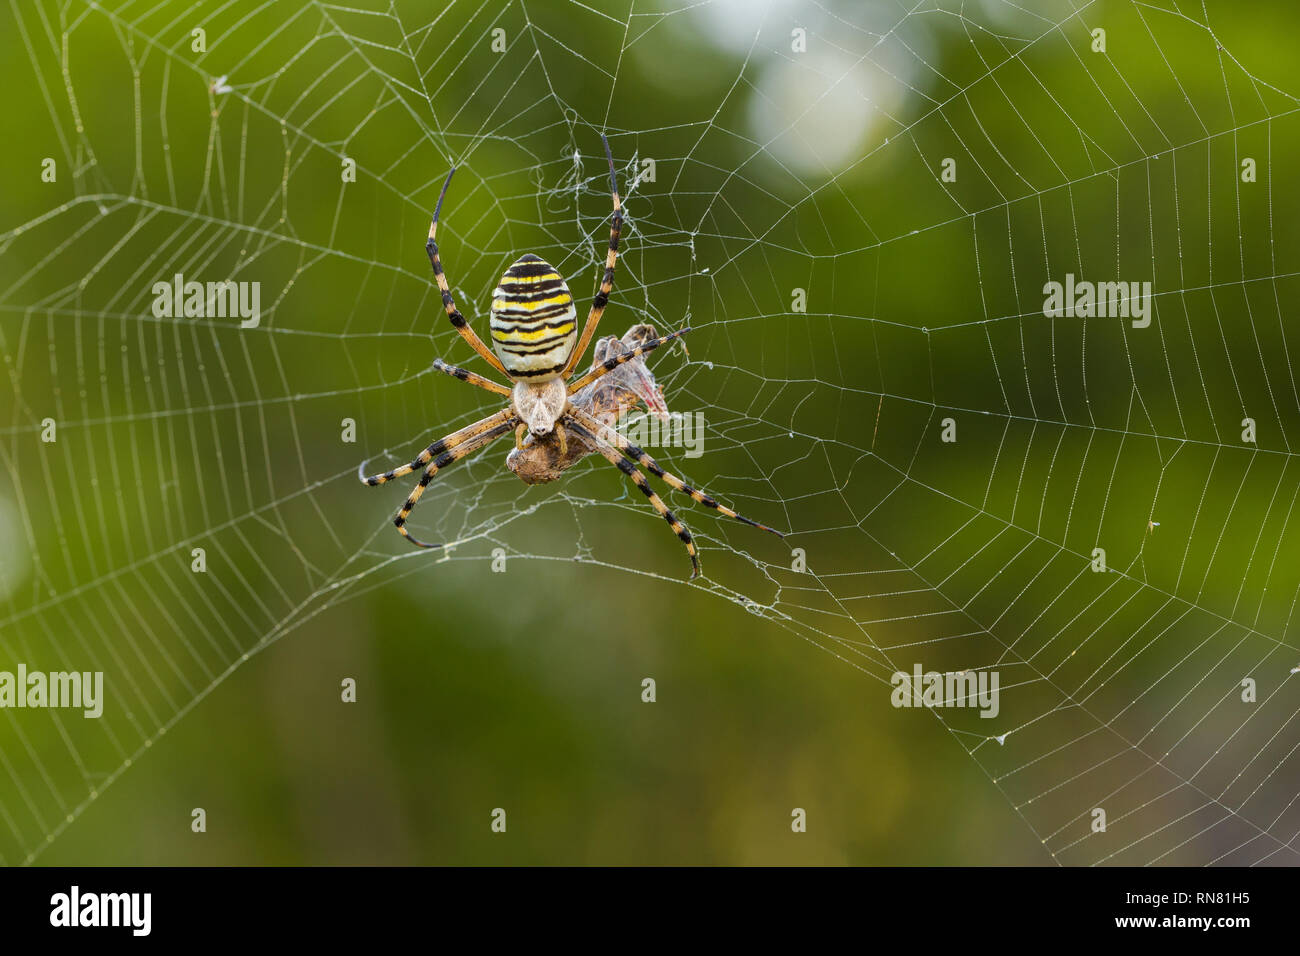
[427,168,511,378]
[393,417,518,548]
[567,406,784,537]
[432,358,511,396]
[562,135,622,379]
[566,327,691,396]
[359,407,515,486]
[565,418,701,579]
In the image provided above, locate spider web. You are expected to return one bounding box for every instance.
[2,0,1300,865]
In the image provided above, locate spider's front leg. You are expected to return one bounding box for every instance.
[360,407,517,549]
[564,417,701,578]
[359,407,516,486]
[391,415,518,548]
[567,405,784,538]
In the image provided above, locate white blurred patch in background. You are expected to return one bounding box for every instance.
[680,0,934,178]
[746,46,906,177]
[0,494,31,601]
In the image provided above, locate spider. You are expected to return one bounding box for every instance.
[360,136,782,578]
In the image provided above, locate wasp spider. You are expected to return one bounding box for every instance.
[360,136,782,577]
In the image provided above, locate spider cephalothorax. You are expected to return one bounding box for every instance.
[360,135,782,578]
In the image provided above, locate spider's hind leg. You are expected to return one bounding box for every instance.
[566,327,690,396]
[562,134,624,379]
[426,168,511,377]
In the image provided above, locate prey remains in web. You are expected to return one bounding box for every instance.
[359,135,783,578]
[507,322,670,484]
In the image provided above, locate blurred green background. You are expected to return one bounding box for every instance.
[2,0,1299,865]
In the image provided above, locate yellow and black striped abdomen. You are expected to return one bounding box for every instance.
[489,254,577,380]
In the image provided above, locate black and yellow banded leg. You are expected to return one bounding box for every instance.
[567,406,784,537]
[566,327,691,396]
[563,135,623,379]
[359,408,516,486]
[393,419,518,548]
[432,358,511,397]
[427,168,511,378]
[565,419,700,578]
